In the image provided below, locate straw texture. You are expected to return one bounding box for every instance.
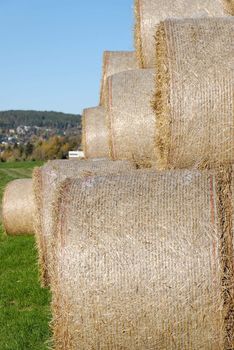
[107,69,156,167]
[135,0,227,68]
[154,17,234,170]
[223,0,234,14]
[100,51,138,106]
[82,106,110,159]
[33,159,136,287]
[2,179,35,235]
[51,168,234,349]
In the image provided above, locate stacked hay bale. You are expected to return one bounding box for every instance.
[49,7,234,350]
[2,1,234,349]
[104,17,233,168]
[82,106,110,159]
[154,17,234,169]
[100,1,230,168]
[2,179,35,236]
[135,0,228,67]
[33,159,136,286]
[51,168,234,349]
[106,69,155,166]
[81,51,139,161]
[82,52,138,162]
[100,51,138,106]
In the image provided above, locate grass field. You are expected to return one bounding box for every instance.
[0,161,51,350]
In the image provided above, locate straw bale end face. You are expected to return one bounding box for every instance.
[154,17,234,169]
[82,107,110,159]
[2,179,35,235]
[106,69,156,167]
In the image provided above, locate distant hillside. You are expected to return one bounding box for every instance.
[0,110,81,129]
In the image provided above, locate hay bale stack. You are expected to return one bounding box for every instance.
[100,51,138,106]
[33,159,136,287]
[154,17,234,170]
[51,168,234,349]
[135,0,227,67]
[82,106,110,159]
[106,69,155,167]
[2,179,35,235]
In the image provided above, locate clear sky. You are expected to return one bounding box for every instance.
[0,0,134,115]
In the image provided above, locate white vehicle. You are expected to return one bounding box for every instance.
[68,150,84,159]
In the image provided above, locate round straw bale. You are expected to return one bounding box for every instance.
[2,179,35,235]
[82,106,110,159]
[33,158,136,287]
[154,17,234,170]
[135,0,227,68]
[106,68,156,167]
[100,51,138,106]
[51,167,234,349]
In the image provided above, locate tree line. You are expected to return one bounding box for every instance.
[0,110,81,129]
[0,135,81,162]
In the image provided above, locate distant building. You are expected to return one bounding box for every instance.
[16,126,25,135]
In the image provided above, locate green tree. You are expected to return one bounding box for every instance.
[25,142,34,157]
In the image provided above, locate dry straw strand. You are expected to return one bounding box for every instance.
[99,51,109,106]
[51,169,234,349]
[82,106,110,159]
[32,159,136,287]
[100,51,138,106]
[134,0,145,68]
[33,167,50,286]
[134,0,228,68]
[105,76,114,160]
[153,22,171,170]
[216,165,234,348]
[2,178,35,236]
[50,178,75,350]
[154,17,234,169]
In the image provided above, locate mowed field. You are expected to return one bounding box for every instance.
[0,161,51,350]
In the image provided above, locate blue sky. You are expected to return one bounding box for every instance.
[0,0,134,114]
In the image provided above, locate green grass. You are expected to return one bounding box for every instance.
[0,161,51,350]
